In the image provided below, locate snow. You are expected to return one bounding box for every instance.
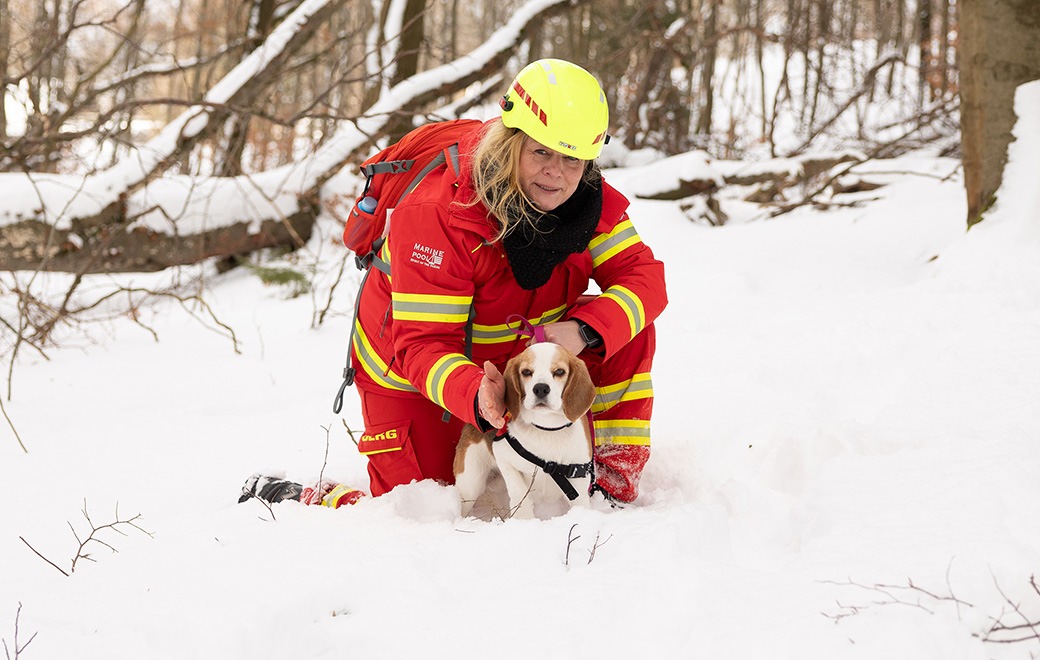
[978,80,1040,240]
[0,0,336,230]
[0,0,576,234]
[3,86,1040,659]
[605,150,722,198]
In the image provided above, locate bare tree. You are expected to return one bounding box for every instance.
[959,0,1040,226]
[0,0,9,142]
[696,0,718,137]
[0,0,591,274]
[216,0,279,176]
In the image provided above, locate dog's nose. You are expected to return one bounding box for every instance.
[533,382,550,398]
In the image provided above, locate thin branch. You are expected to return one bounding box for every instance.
[18,536,70,577]
[565,524,581,567]
[823,570,1040,649]
[69,501,153,574]
[20,501,152,576]
[2,602,39,660]
[0,394,27,453]
[317,424,332,497]
[587,530,613,565]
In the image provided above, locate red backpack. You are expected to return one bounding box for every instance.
[333,118,483,411]
[342,118,483,273]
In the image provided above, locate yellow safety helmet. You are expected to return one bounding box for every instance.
[500,59,610,161]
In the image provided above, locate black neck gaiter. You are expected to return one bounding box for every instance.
[502,175,603,290]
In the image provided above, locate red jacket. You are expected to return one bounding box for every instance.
[351,120,668,426]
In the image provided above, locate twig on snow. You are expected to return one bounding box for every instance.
[2,602,38,660]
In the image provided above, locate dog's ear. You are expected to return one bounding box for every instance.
[503,357,523,421]
[562,355,597,422]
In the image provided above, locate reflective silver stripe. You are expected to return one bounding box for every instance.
[426,353,471,408]
[593,374,653,412]
[589,222,639,265]
[593,419,651,446]
[471,324,519,344]
[602,285,645,336]
[392,299,471,320]
[471,306,567,344]
[352,322,417,392]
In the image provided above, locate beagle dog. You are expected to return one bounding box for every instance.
[454,342,597,520]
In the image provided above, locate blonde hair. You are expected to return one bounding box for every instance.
[468,121,599,243]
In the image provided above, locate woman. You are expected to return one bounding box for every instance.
[347,58,668,504]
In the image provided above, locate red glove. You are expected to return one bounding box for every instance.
[594,444,650,503]
[320,484,365,508]
[300,481,366,508]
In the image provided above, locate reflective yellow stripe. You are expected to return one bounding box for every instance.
[321,484,364,507]
[392,292,472,323]
[381,241,392,280]
[358,446,403,456]
[591,373,654,414]
[589,220,641,268]
[471,305,567,345]
[593,419,651,446]
[426,353,472,408]
[352,321,418,392]
[601,285,646,338]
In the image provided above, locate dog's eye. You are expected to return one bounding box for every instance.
[521,368,533,378]
[553,368,566,378]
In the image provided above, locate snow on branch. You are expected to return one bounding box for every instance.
[0,0,342,230]
[89,39,251,98]
[290,0,586,191]
[0,0,584,273]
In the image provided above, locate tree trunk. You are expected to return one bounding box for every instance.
[938,0,952,96]
[958,0,1040,227]
[917,0,933,103]
[0,0,9,141]
[218,0,279,177]
[754,0,767,137]
[0,201,320,273]
[888,0,907,94]
[696,0,717,136]
[385,0,427,141]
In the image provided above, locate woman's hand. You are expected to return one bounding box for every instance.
[540,320,587,357]
[478,360,507,429]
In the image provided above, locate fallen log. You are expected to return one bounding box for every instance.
[1,197,318,273]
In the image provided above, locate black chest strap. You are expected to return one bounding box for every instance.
[498,432,594,501]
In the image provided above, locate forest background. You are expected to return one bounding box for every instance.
[2,0,1038,363]
[1,0,1038,277]
[3,1,1040,658]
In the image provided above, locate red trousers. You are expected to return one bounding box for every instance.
[354,324,656,502]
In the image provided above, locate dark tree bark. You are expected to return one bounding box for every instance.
[385,0,427,142]
[918,0,933,103]
[0,0,8,141]
[959,0,1040,226]
[696,0,718,136]
[218,0,279,177]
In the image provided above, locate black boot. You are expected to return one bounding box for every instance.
[238,474,303,504]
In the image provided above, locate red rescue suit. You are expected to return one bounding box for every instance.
[349,120,668,502]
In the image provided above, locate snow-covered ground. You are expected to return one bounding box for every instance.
[2,83,1039,660]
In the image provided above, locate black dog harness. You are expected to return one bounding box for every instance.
[495,422,594,501]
